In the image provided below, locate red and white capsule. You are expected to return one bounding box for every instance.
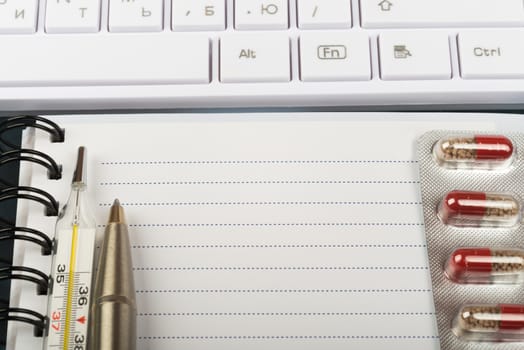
[445,248,524,284]
[453,304,524,341]
[433,134,514,169]
[438,190,521,227]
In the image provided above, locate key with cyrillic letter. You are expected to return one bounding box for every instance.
[46,0,102,33]
[0,0,38,34]
[109,0,164,32]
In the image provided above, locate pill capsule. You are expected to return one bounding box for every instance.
[445,248,524,284]
[438,190,521,227]
[433,135,514,169]
[453,304,524,341]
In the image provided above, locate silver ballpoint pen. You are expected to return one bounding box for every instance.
[88,199,136,350]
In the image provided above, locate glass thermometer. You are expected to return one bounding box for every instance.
[45,147,97,350]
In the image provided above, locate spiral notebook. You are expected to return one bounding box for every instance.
[3,112,524,350]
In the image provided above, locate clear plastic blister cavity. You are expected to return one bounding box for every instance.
[433,135,515,170]
[438,190,521,228]
[418,131,524,349]
[453,304,524,342]
[445,247,524,284]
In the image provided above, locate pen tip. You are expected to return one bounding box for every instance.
[108,199,125,224]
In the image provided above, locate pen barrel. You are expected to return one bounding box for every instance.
[91,296,136,350]
[89,220,136,350]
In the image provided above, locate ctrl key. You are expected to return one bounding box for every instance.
[453,304,524,342]
[458,30,524,79]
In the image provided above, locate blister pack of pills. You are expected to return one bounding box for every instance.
[417,131,524,350]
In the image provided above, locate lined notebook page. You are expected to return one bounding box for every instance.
[10,113,501,349]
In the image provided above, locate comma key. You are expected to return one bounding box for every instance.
[172,0,226,31]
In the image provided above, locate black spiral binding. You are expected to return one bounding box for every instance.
[0,266,49,296]
[0,308,47,337]
[0,116,65,344]
[0,116,64,184]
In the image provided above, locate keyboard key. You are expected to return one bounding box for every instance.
[220,33,290,82]
[109,0,164,32]
[235,0,289,30]
[0,0,38,34]
[361,0,524,28]
[300,31,370,81]
[46,0,102,33]
[0,34,210,85]
[458,30,524,79]
[172,0,226,31]
[297,0,352,29]
[379,31,451,80]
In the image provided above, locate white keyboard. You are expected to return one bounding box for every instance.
[1,0,524,111]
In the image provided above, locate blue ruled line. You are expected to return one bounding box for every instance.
[138,311,436,317]
[99,180,420,186]
[122,222,424,228]
[137,335,439,340]
[101,160,419,165]
[132,244,427,249]
[133,266,429,271]
[135,288,432,294]
[99,200,422,207]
